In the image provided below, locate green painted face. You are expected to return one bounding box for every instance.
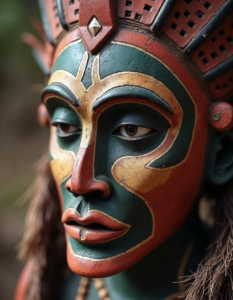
[42,37,209,277]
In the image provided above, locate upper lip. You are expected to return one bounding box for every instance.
[61,209,130,243]
[62,209,128,230]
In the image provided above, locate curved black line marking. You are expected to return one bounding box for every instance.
[185,0,233,55]
[38,0,54,45]
[41,82,80,107]
[92,86,174,115]
[56,0,68,29]
[204,56,233,82]
[151,0,178,33]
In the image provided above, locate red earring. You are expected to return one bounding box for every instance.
[209,102,233,132]
[37,103,50,128]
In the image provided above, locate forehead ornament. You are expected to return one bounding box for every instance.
[88,17,102,37]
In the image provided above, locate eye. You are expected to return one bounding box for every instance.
[54,123,81,137]
[114,124,155,140]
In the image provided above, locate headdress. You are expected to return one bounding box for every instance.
[27,0,233,103]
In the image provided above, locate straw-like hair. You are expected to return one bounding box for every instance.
[18,152,67,300]
[181,180,233,299]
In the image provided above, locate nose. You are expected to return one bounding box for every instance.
[65,144,110,197]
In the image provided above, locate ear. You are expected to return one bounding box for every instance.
[207,131,233,185]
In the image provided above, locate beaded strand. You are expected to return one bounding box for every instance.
[75,277,111,300]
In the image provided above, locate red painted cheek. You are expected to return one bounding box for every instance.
[144,106,209,246]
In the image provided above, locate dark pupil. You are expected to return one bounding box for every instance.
[125,125,138,136]
[60,123,70,132]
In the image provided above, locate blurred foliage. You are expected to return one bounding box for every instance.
[0,2,49,298]
[0,0,44,133]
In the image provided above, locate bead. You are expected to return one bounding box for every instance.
[94,278,104,289]
[75,278,111,300]
[80,277,89,287]
[77,285,87,296]
[75,296,85,300]
[98,287,108,299]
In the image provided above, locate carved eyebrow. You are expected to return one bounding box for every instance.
[92,86,174,115]
[41,82,79,107]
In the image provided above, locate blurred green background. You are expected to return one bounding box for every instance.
[0,0,49,298]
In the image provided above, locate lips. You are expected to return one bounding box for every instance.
[62,209,130,243]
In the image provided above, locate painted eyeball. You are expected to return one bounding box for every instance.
[56,123,81,136]
[118,125,154,140]
[124,125,138,136]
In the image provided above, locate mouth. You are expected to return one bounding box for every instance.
[62,209,130,243]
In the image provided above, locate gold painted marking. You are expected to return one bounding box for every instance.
[112,40,197,162]
[77,51,89,82]
[50,126,75,185]
[46,47,194,259]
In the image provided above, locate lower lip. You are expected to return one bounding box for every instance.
[64,224,127,243]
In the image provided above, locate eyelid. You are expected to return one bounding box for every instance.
[51,119,75,126]
[110,121,161,135]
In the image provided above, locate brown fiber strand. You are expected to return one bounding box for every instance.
[18,152,67,300]
[180,181,233,300]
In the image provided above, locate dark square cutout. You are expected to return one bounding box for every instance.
[223,83,228,89]
[215,84,221,91]
[198,51,205,58]
[211,36,217,43]
[184,10,191,18]
[204,2,212,10]
[174,11,181,19]
[202,57,209,65]
[70,0,74,5]
[125,10,132,17]
[135,13,142,21]
[185,0,192,4]
[211,52,218,60]
[144,4,152,12]
[75,9,79,15]
[188,20,196,29]
[126,1,132,7]
[219,29,225,37]
[196,10,205,18]
[170,23,177,31]
[179,29,187,37]
[219,45,226,53]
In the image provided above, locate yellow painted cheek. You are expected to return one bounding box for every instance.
[112,156,172,194]
[50,153,74,186]
[50,127,75,185]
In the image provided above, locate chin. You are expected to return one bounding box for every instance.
[66,237,157,277]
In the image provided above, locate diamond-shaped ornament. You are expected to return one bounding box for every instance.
[88,17,102,37]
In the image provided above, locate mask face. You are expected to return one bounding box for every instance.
[43,32,210,277]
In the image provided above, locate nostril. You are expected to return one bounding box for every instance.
[66,185,79,197]
[66,186,71,192]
